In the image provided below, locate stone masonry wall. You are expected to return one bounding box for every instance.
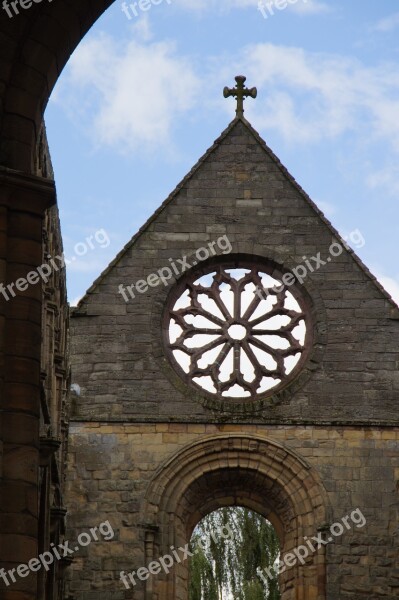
[70,119,399,424]
[66,117,399,600]
[65,423,399,600]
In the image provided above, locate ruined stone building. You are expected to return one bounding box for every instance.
[1,124,70,600]
[64,87,399,600]
[1,1,398,598]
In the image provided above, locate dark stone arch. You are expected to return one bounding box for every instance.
[0,7,115,598]
[142,434,331,600]
[0,0,114,172]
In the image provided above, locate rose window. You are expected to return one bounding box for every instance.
[164,264,310,401]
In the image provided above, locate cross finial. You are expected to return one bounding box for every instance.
[223,75,257,118]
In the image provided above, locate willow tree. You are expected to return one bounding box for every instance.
[189,507,280,600]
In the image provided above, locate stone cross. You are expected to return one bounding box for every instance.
[223,75,257,117]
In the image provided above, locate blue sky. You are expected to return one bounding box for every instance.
[45,0,399,306]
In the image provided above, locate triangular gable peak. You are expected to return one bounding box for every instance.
[70,113,398,422]
[73,116,398,316]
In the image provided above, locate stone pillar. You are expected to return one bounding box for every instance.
[0,168,55,600]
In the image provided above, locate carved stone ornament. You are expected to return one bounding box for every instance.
[164,261,311,402]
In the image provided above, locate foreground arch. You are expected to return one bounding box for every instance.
[142,435,331,600]
[0,0,114,172]
[0,5,115,597]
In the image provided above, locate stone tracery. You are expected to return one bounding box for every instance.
[166,264,309,399]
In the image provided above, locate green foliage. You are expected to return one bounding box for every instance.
[189,507,280,600]
[189,542,219,600]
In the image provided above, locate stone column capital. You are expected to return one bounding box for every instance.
[0,167,56,214]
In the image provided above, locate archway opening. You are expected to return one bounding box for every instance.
[189,505,281,600]
[143,435,329,600]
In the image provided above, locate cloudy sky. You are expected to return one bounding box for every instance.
[45,0,399,306]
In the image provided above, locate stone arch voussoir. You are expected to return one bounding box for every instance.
[141,434,330,600]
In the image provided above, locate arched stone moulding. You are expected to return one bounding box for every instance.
[142,434,331,600]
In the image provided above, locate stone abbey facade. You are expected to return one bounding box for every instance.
[65,113,399,600]
[0,2,398,595]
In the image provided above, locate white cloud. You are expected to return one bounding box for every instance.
[53,37,399,197]
[316,200,337,217]
[366,163,399,196]
[54,33,200,155]
[239,44,399,146]
[373,12,399,33]
[289,0,332,15]
[375,273,399,306]
[170,0,332,15]
[215,43,399,197]
[70,296,82,307]
[131,13,153,41]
